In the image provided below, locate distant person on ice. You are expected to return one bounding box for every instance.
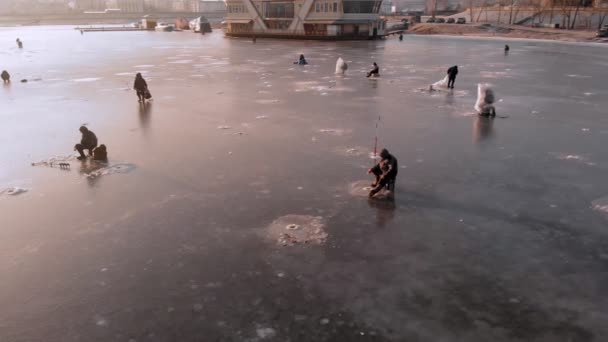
[368,148,398,198]
[74,126,98,160]
[447,65,458,89]
[367,62,379,78]
[399,33,403,41]
[133,73,149,103]
[295,54,308,65]
[16,38,23,48]
[504,44,510,55]
[1,70,9,83]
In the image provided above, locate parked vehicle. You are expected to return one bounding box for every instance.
[457,17,466,24]
[155,23,175,32]
[598,27,608,37]
[426,17,436,23]
[447,18,455,23]
[436,18,446,23]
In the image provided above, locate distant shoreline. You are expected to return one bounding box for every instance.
[0,12,225,27]
[406,23,607,44]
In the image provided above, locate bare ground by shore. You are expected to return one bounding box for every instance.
[407,23,607,43]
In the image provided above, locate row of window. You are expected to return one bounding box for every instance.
[314,2,338,13]
[313,1,381,14]
[227,4,246,13]
[264,3,294,18]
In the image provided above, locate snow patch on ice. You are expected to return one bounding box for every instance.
[266,215,327,246]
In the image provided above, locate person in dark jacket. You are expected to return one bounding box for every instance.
[295,54,308,65]
[16,38,23,49]
[133,73,148,102]
[367,62,379,78]
[74,126,98,160]
[447,65,458,89]
[1,70,9,83]
[368,148,398,198]
[399,33,403,41]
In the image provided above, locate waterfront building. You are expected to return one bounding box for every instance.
[223,0,387,39]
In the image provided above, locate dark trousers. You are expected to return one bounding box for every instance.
[447,76,456,88]
[370,165,396,194]
[136,89,145,101]
[75,144,96,158]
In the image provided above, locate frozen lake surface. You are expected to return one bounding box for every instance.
[1,26,608,341]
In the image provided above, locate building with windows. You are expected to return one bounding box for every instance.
[223,0,387,39]
[117,0,145,12]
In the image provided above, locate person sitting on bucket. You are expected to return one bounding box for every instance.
[74,126,98,160]
[1,70,10,83]
[133,73,149,103]
[367,62,379,78]
[295,54,308,65]
[368,148,398,198]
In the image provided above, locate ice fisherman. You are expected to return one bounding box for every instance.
[367,62,380,78]
[368,148,398,198]
[399,33,403,41]
[75,126,98,160]
[447,65,458,89]
[16,38,23,48]
[295,54,308,65]
[504,44,510,52]
[475,83,497,117]
[1,70,10,83]
[133,73,149,103]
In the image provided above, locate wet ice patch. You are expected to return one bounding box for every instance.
[85,163,136,179]
[318,128,348,136]
[592,197,608,215]
[255,115,269,120]
[256,327,277,339]
[552,153,596,166]
[73,77,102,82]
[217,125,231,130]
[255,99,280,104]
[134,64,154,68]
[566,74,591,78]
[266,215,327,246]
[94,315,108,327]
[333,146,370,157]
[0,187,28,196]
[349,180,375,197]
[168,60,193,64]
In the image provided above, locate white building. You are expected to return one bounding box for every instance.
[223,0,387,39]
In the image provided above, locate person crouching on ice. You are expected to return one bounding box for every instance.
[133,73,148,103]
[74,126,98,160]
[368,148,398,198]
[367,62,379,78]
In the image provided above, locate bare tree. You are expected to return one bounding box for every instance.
[597,9,608,30]
[570,0,584,29]
[498,1,503,24]
[509,0,517,24]
[469,0,475,22]
[476,0,489,22]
